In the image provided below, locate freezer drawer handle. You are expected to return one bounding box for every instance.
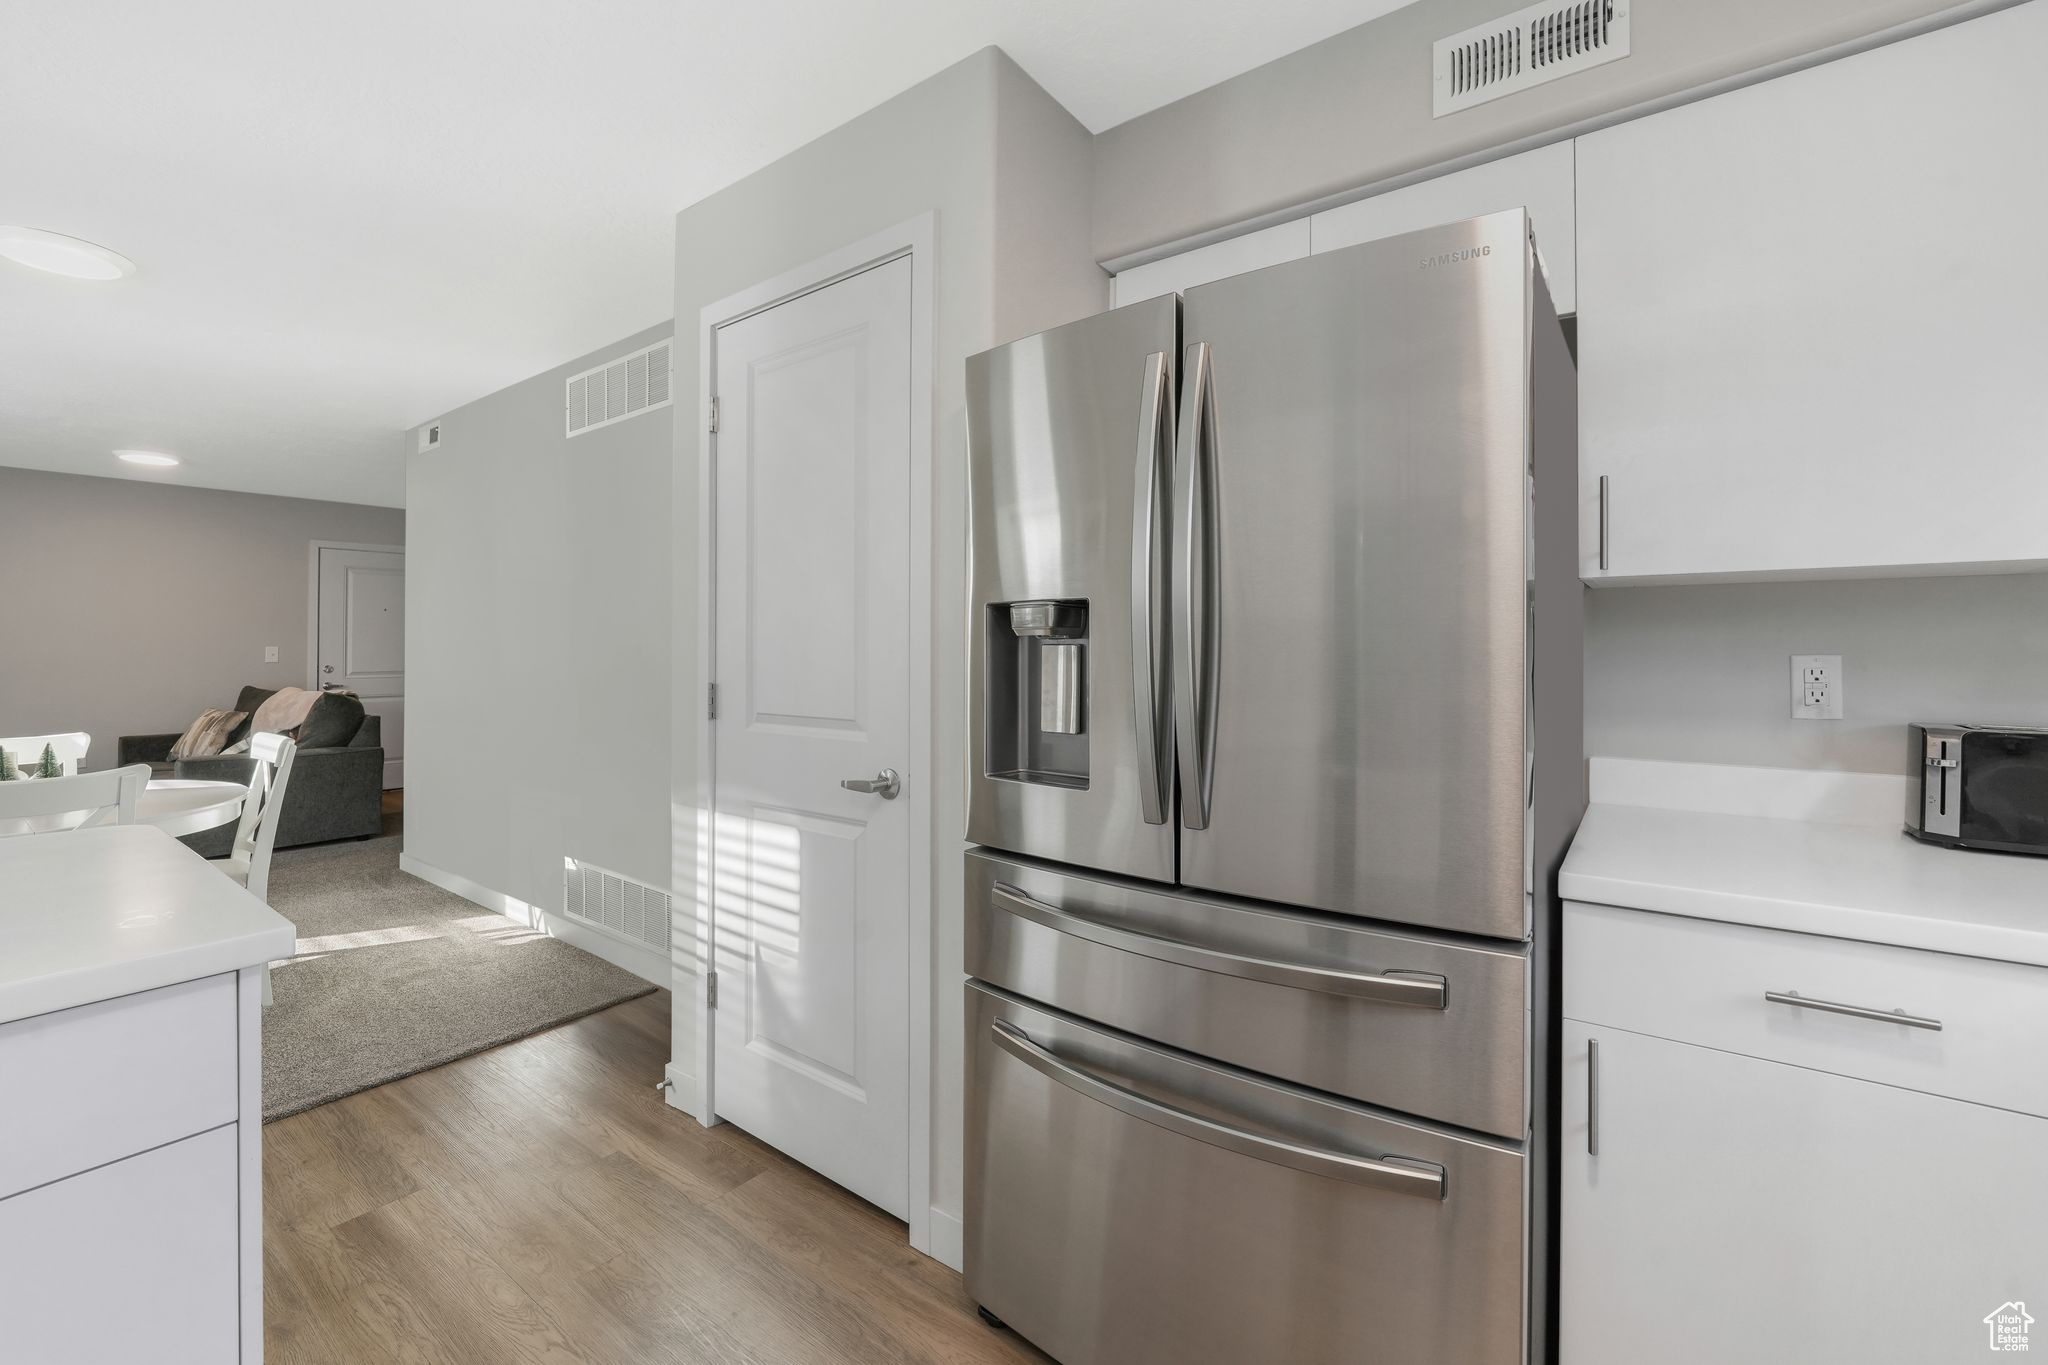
[1764,990,1942,1032]
[991,1019,1446,1198]
[991,882,1448,1009]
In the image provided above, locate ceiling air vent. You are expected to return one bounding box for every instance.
[565,337,673,437]
[1434,0,1630,117]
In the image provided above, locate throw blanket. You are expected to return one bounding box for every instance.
[245,686,324,740]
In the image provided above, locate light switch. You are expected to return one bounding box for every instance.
[264,645,279,663]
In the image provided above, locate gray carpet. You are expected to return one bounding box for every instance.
[261,836,656,1121]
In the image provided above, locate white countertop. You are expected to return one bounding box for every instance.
[1563,759,2048,968]
[0,825,296,1024]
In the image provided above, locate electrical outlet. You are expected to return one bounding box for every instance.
[264,645,279,663]
[1791,655,1843,720]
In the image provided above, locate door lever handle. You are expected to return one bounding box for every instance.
[841,768,901,800]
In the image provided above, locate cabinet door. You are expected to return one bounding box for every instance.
[1111,219,1310,306]
[0,1125,240,1364]
[1310,141,1575,311]
[1561,1022,2048,1365]
[1577,2,2048,581]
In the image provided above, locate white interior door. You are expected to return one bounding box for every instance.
[315,546,404,788]
[710,255,913,1218]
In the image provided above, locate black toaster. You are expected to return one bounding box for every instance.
[1906,724,2048,856]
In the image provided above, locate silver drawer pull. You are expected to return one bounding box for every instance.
[991,1019,1446,1199]
[1587,1036,1600,1157]
[1764,990,1942,1032]
[1598,474,1611,571]
[991,883,1448,1009]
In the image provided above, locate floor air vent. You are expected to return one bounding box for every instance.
[562,857,673,956]
[565,338,672,437]
[1434,0,1630,117]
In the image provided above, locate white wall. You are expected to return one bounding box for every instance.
[1091,0,2006,264]
[669,46,1101,1262]
[0,466,404,764]
[404,324,673,968]
[1586,574,2048,774]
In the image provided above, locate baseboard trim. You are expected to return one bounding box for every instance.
[399,851,528,916]
[542,913,669,987]
[660,1062,701,1122]
[925,1207,964,1272]
[397,851,668,987]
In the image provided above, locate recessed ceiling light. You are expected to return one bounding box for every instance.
[0,226,136,281]
[115,450,180,467]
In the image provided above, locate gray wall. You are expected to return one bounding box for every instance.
[404,323,672,919]
[993,53,1104,348]
[0,466,403,767]
[1586,575,2048,774]
[669,46,1102,1253]
[1091,0,2003,263]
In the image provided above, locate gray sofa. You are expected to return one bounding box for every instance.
[119,685,385,858]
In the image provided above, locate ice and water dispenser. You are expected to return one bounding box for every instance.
[984,599,1089,790]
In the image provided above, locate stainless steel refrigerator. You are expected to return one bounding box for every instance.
[962,210,1582,1365]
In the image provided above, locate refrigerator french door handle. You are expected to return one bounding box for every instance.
[991,1019,1447,1199]
[1172,340,1217,831]
[1130,350,1174,827]
[990,882,1448,1008]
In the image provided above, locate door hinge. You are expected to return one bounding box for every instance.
[707,682,718,720]
[708,396,719,435]
[706,970,718,1009]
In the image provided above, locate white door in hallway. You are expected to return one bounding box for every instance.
[315,546,404,789]
[710,255,913,1217]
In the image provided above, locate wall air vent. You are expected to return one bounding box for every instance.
[1434,0,1630,118]
[565,338,673,437]
[563,856,673,956]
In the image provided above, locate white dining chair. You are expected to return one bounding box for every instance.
[218,732,297,1005]
[0,732,90,778]
[0,764,148,834]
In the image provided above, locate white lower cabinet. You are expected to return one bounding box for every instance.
[0,1125,241,1365]
[1561,1020,2048,1364]
[0,969,264,1363]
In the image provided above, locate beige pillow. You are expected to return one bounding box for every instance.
[168,708,247,761]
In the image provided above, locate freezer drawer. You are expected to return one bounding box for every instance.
[965,984,1528,1365]
[965,849,1529,1137]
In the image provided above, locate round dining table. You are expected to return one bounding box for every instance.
[0,778,247,838]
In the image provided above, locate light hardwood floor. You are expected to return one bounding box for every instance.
[264,991,1049,1364]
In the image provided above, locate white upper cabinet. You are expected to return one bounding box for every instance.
[1311,141,1576,311]
[1577,3,2048,582]
[1111,219,1310,306]
[1112,140,1575,311]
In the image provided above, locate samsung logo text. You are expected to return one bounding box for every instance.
[1420,245,1492,270]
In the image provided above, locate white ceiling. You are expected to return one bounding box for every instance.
[1,0,1414,508]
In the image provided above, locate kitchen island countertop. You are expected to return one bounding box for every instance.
[0,824,294,1025]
